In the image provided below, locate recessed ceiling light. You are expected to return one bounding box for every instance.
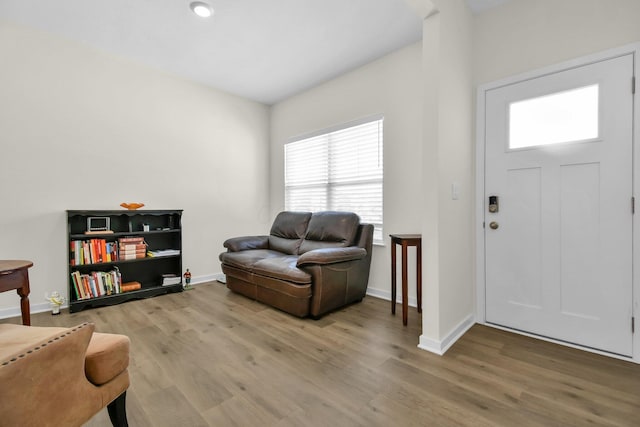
[190,2,214,18]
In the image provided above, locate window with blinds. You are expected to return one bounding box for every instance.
[285,117,384,244]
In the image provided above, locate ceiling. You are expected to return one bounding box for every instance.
[0,0,509,105]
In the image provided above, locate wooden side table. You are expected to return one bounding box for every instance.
[0,260,33,325]
[390,234,422,326]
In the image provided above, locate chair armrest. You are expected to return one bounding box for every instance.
[223,235,269,252]
[297,247,366,267]
[0,323,99,426]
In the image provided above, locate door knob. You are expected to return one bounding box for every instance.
[489,221,499,230]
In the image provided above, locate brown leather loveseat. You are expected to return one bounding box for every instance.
[219,211,373,318]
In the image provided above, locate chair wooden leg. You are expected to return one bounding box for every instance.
[107,391,129,427]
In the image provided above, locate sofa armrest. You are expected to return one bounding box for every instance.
[297,247,366,267]
[223,235,269,252]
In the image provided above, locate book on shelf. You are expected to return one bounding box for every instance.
[70,271,85,300]
[147,249,181,257]
[162,274,182,286]
[70,267,122,300]
[119,243,146,251]
[119,250,146,260]
[121,281,142,292]
[118,236,146,244]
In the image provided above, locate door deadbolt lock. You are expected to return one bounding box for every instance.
[488,196,499,213]
[489,221,499,230]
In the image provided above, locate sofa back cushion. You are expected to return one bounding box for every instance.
[298,211,360,254]
[269,211,312,255]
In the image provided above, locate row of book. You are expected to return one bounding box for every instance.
[71,268,142,300]
[70,237,147,265]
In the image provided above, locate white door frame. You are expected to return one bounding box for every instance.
[475,43,639,364]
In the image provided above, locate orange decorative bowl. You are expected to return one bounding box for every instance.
[120,202,145,210]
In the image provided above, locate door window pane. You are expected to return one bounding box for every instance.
[509,84,599,149]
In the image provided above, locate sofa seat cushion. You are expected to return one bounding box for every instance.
[253,256,312,284]
[85,332,130,386]
[220,249,284,271]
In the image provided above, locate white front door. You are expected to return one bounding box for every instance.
[484,54,634,356]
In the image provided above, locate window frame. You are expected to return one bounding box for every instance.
[284,115,384,245]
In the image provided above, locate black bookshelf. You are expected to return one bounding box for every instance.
[66,210,183,312]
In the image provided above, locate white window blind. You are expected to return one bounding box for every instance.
[285,118,384,243]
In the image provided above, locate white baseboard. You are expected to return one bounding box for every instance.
[418,314,475,356]
[192,273,223,285]
[366,287,417,308]
[0,302,57,320]
[0,273,226,321]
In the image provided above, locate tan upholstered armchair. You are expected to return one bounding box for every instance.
[0,322,130,427]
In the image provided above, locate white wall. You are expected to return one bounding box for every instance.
[474,0,640,85]
[434,0,474,346]
[0,21,270,316]
[419,0,475,353]
[270,43,423,304]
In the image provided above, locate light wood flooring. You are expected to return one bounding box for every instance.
[2,282,639,426]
